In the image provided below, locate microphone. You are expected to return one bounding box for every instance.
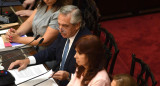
[16,34,40,49]
[0,38,44,64]
[34,34,40,40]
[35,38,44,51]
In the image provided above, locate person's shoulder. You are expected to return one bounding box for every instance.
[37,4,45,9]
[50,33,63,46]
[89,70,110,86]
[97,69,108,76]
[50,9,60,19]
[57,33,63,39]
[94,69,110,80]
[75,27,92,40]
[80,27,92,35]
[89,69,111,86]
[51,7,60,14]
[52,10,60,16]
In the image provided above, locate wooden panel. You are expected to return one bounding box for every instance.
[96,0,160,20]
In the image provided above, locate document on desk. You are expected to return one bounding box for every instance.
[0,29,9,34]
[0,37,5,49]
[8,64,58,86]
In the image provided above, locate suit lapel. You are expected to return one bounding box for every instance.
[58,38,67,61]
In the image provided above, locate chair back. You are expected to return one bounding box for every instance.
[95,26,119,75]
[130,54,157,86]
[73,0,100,34]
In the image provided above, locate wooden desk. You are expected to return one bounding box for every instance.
[1,6,28,29]
[1,6,60,86]
[1,47,37,69]
[1,6,37,70]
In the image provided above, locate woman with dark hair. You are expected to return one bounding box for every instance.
[5,0,68,50]
[67,35,111,86]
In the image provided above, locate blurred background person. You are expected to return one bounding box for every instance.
[111,74,137,86]
[67,35,111,86]
[16,0,73,17]
[16,0,37,16]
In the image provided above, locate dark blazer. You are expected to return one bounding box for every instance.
[33,27,91,86]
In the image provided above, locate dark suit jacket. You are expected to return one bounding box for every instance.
[33,27,91,86]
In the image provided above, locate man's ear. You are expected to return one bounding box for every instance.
[75,22,81,30]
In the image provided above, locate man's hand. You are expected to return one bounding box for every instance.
[23,0,35,9]
[16,10,33,17]
[52,70,70,80]
[8,58,30,71]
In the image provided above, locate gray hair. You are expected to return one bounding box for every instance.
[59,5,83,26]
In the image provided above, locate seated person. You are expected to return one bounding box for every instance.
[67,35,111,86]
[16,0,73,17]
[8,5,91,86]
[16,0,36,16]
[111,74,137,86]
[5,0,67,50]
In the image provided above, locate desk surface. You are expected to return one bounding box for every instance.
[1,47,37,69]
[2,6,28,23]
[0,6,37,69]
[0,6,59,85]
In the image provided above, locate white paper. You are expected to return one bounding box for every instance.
[0,37,5,49]
[0,29,9,34]
[8,64,58,86]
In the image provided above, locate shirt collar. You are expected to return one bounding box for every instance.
[68,30,79,43]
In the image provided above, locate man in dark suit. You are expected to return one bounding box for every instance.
[8,5,91,86]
